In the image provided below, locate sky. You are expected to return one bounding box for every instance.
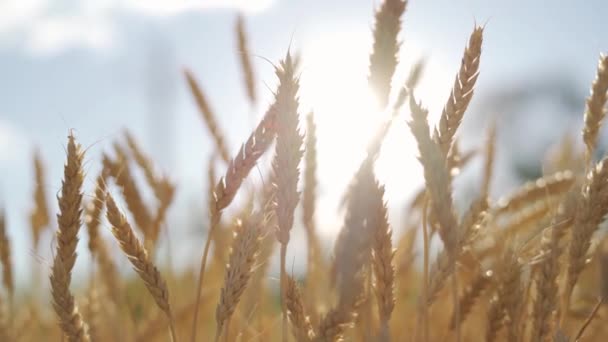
[1,0,607,288]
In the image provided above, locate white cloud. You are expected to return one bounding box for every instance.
[0,120,29,163]
[26,16,115,54]
[122,0,275,15]
[0,0,275,54]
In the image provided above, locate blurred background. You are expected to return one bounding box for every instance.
[1,0,607,290]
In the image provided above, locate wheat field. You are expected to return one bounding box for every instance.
[1,0,608,341]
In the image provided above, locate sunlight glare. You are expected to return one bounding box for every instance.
[298,29,453,235]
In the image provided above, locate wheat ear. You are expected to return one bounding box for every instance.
[321,159,377,341]
[494,171,574,216]
[103,151,153,239]
[286,276,315,341]
[500,250,523,342]
[582,54,608,165]
[84,172,122,307]
[565,158,608,306]
[368,0,408,109]
[29,150,50,250]
[409,94,458,255]
[236,14,257,105]
[0,209,13,299]
[49,132,90,342]
[124,130,176,247]
[105,194,177,342]
[271,51,304,342]
[370,183,394,341]
[394,58,426,111]
[531,219,570,342]
[0,293,11,342]
[449,269,489,330]
[215,213,264,341]
[435,26,483,157]
[184,69,231,164]
[484,294,504,342]
[190,98,277,342]
[302,111,325,312]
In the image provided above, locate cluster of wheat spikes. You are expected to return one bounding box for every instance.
[1,0,608,341]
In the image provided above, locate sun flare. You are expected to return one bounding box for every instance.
[299,28,451,233]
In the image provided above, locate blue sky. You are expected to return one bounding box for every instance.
[1,0,606,287]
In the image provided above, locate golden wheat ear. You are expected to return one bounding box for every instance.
[124,130,176,248]
[435,26,484,158]
[215,212,264,341]
[286,275,316,341]
[30,150,50,251]
[105,193,177,342]
[49,132,90,342]
[190,95,278,342]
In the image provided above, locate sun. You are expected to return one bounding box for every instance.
[298,28,450,234]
